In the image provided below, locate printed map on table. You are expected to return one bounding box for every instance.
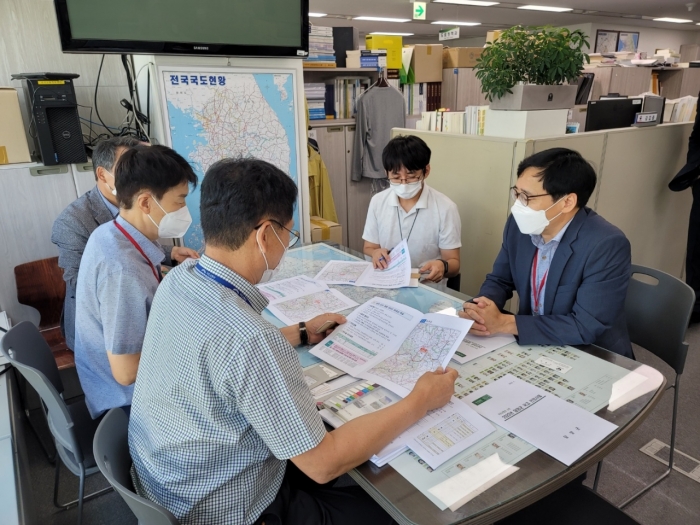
[366,322,462,392]
[268,289,358,324]
[161,69,300,251]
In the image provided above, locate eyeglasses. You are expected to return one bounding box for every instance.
[254,220,300,248]
[388,172,423,185]
[510,186,550,207]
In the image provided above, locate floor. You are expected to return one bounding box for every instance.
[24,324,700,525]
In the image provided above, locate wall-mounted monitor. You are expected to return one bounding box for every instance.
[54,0,310,58]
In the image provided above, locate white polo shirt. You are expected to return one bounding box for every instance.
[362,184,462,268]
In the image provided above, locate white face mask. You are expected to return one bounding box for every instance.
[257,225,287,284]
[391,180,422,200]
[147,197,192,238]
[105,171,117,196]
[511,196,566,236]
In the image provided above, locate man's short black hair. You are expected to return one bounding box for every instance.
[517,148,597,208]
[114,145,198,209]
[92,136,141,181]
[382,135,431,174]
[200,158,297,250]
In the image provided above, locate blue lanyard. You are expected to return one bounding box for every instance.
[194,263,252,307]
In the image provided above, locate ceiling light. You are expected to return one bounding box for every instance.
[517,5,574,12]
[432,1,500,5]
[308,13,327,18]
[653,18,693,23]
[353,16,411,23]
[369,32,415,36]
[431,21,482,26]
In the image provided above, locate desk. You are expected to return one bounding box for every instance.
[269,243,666,525]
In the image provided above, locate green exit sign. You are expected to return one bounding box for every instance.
[413,1,426,20]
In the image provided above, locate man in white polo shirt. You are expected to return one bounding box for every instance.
[362,135,461,286]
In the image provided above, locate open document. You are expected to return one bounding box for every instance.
[257,276,329,304]
[266,289,358,325]
[310,297,473,397]
[314,240,412,289]
[464,374,618,466]
[452,333,516,364]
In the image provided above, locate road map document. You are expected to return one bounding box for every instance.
[266,289,358,325]
[257,276,329,304]
[310,297,473,397]
[314,240,412,289]
[464,374,618,466]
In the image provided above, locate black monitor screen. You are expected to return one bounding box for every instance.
[55,0,309,57]
[585,98,643,132]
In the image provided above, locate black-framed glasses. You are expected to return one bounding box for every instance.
[254,220,300,248]
[510,186,550,207]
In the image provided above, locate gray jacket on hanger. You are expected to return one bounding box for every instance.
[351,86,406,181]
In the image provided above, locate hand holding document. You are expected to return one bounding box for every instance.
[314,240,412,289]
[464,374,618,466]
[310,297,474,397]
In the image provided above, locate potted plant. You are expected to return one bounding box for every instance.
[475,25,590,111]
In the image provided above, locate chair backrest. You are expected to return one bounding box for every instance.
[625,264,695,375]
[0,321,83,462]
[93,409,180,525]
[14,257,66,329]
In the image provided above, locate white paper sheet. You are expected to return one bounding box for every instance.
[313,240,412,289]
[257,276,329,304]
[451,333,516,364]
[399,398,495,469]
[464,374,618,466]
[310,298,472,396]
[311,375,359,400]
[266,288,358,325]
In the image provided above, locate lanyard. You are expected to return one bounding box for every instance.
[531,249,548,315]
[113,220,161,283]
[194,263,253,308]
[397,207,420,242]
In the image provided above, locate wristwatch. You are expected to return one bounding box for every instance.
[438,259,449,277]
[299,321,309,345]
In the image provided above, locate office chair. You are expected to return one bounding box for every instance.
[0,322,112,525]
[94,408,180,524]
[593,265,694,508]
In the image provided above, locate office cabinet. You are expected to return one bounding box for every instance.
[658,68,700,99]
[441,68,488,111]
[585,67,652,100]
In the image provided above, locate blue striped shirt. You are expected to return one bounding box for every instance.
[529,219,573,316]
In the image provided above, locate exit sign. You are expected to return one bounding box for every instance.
[439,27,460,41]
[413,2,427,20]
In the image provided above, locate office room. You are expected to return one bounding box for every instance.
[2,0,700,524]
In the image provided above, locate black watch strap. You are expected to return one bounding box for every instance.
[299,322,308,345]
[438,259,449,276]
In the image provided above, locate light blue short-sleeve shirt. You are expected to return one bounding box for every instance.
[74,215,164,418]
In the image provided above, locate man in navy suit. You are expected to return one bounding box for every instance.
[459,148,633,358]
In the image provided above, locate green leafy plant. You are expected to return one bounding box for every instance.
[475,25,590,102]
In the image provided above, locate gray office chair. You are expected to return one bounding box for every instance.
[93,408,180,524]
[593,264,695,508]
[0,321,112,525]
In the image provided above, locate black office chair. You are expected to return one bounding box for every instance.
[594,264,694,507]
[0,321,112,525]
[93,408,180,524]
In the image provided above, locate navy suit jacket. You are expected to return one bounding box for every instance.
[479,207,634,358]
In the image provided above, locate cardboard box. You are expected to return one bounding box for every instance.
[0,87,31,165]
[310,216,342,244]
[442,47,484,69]
[365,35,403,69]
[486,30,503,44]
[410,44,444,83]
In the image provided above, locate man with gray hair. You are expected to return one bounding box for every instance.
[51,137,198,350]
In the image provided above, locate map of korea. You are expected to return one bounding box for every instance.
[368,323,462,390]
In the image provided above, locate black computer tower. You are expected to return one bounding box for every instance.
[20,76,86,165]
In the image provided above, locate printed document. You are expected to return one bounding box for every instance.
[314,240,412,289]
[257,275,329,304]
[266,288,358,325]
[464,374,618,466]
[452,333,517,364]
[310,297,473,397]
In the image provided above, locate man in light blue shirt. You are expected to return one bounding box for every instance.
[74,145,198,418]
